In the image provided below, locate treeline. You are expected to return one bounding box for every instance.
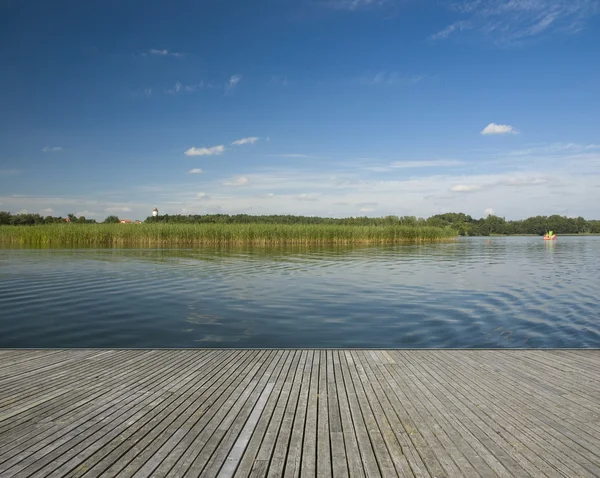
[145,213,600,235]
[3,211,600,235]
[425,213,600,235]
[0,212,97,225]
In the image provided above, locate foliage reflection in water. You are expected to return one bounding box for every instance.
[0,237,599,348]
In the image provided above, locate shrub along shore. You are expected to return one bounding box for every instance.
[0,223,456,246]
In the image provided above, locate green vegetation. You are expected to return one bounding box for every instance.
[147,212,600,235]
[0,223,456,246]
[1,210,599,245]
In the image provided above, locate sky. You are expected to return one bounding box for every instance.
[1,0,599,221]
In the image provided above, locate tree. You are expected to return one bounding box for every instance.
[104,215,120,224]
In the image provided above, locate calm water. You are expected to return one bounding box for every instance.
[1,237,599,348]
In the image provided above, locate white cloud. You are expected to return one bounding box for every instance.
[430,21,470,40]
[390,160,465,168]
[484,208,496,216]
[297,193,320,201]
[196,192,210,199]
[481,123,517,135]
[451,184,482,192]
[232,137,259,146]
[226,75,242,92]
[39,208,55,215]
[147,48,184,58]
[184,145,225,156]
[75,210,101,218]
[508,142,600,156]
[104,206,132,213]
[223,176,249,187]
[434,0,598,44]
[42,146,62,152]
[167,81,204,95]
[188,168,204,174]
[359,207,376,213]
[324,0,389,10]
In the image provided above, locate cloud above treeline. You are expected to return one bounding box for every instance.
[184,145,225,157]
[232,137,259,145]
[481,123,517,135]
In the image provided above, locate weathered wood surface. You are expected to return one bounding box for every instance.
[0,350,598,477]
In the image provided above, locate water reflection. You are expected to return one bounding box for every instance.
[1,237,599,348]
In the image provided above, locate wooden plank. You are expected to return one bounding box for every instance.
[317,350,332,478]
[300,348,320,477]
[45,350,237,478]
[327,350,348,478]
[337,350,381,478]
[76,350,259,478]
[0,351,207,477]
[390,351,510,478]
[283,350,315,478]
[196,349,291,477]
[266,350,308,478]
[214,350,291,478]
[331,351,365,478]
[0,349,598,478]
[158,350,281,478]
[247,350,303,477]
[426,351,598,477]
[344,350,397,477]
[351,351,413,478]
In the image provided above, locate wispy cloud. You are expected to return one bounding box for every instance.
[430,21,470,40]
[226,75,242,92]
[188,169,204,174]
[184,145,225,157]
[232,137,259,146]
[481,123,517,135]
[0,169,21,176]
[270,153,312,159]
[390,160,465,168]
[358,71,423,86]
[196,192,210,199]
[297,193,320,201]
[324,0,389,11]
[433,0,599,44]
[104,206,132,213]
[507,142,600,156]
[42,146,62,152]
[223,176,249,187]
[167,81,204,95]
[451,184,482,192]
[145,48,184,58]
[484,207,496,216]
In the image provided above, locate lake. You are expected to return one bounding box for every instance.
[1,237,599,348]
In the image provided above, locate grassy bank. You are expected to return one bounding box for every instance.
[0,223,456,246]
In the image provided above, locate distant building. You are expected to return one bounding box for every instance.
[152,207,159,217]
[135,220,142,224]
[119,219,133,224]
[64,217,70,223]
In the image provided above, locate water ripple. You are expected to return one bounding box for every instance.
[1,237,599,348]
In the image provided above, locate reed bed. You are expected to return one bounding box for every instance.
[0,223,457,246]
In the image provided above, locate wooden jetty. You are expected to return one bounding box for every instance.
[0,349,599,477]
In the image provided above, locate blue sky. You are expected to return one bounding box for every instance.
[1,0,599,221]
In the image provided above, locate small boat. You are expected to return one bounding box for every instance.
[543,230,557,240]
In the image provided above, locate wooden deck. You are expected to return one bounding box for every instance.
[0,350,599,477]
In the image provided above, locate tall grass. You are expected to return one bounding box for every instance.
[0,223,457,246]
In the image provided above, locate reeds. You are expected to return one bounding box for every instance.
[0,223,457,246]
